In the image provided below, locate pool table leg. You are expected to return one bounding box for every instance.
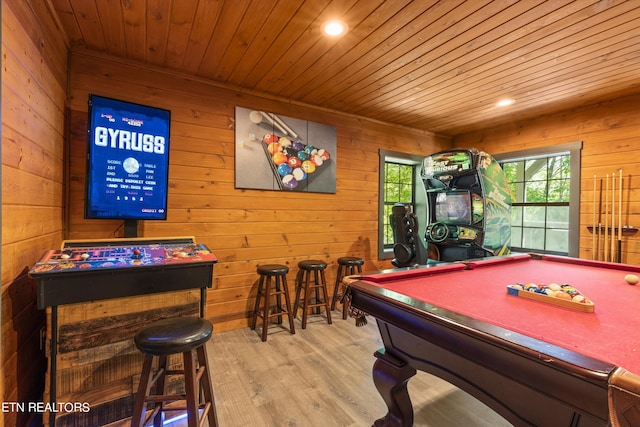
[372,349,417,427]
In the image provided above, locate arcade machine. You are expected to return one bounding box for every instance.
[422,149,513,262]
[390,149,512,266]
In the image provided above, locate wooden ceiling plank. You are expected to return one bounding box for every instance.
[269,0,424,98]
[94,0,126,56]
[237,0,333,89]
[402,51,640,132]
[49,0,83,45]
[196,0,253,77]
[120,0,146,61]
[362,1,635,123]
[308,0,509,107]
[380,4,640,126]
[418,28,640,126]
[253,0,365,92]
[208,0,279,82]
[181,0,224,73]
[341,0,575,115]
[164,0,199,69]
[145,0,172,66]
[227,0,306,87]
[287,0,453,101]
[67,0,106,51]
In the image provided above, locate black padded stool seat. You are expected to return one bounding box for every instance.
[294,260,332,328]
[134,317,212,355]
[332,257,364,319]
[251,264,295,341]
[132,317,218,427]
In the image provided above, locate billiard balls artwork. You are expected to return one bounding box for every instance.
[625,274,639,285]
[261,133,331,190]
[277,163,292,176]
[263,133,279,144]
[282,174,298,189]
[272,152,288,165]
[288,156,302,168]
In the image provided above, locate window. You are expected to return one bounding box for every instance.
[378,150,425,259]
[382,162,415,246]
[494,142,582,257]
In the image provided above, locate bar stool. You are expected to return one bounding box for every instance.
[294,260,332,328]
[131,317,218,427]
[251,264,296,341]
[331,256,364,319]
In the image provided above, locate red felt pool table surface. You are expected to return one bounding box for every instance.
[360,253,640,376]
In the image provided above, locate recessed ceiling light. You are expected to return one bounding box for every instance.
[323,20,346,37]
[496,99,515,107]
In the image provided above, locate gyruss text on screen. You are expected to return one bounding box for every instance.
[85,95,171,220]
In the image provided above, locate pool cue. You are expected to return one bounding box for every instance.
[611,173,615,262]
[604,174,609,262]
[592,174,597,260]
[618,169,623,263]
[597,177,603,261]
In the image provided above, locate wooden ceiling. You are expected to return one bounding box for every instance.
[50,0,640,135]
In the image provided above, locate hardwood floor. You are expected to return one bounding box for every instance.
[200,313,513,427]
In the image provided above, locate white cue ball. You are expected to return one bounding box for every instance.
[624,274,639,285]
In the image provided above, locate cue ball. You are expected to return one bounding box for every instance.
[625,274,639,285]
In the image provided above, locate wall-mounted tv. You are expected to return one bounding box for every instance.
[85,95,171,227]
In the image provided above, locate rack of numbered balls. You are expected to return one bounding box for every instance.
[263,133,330,190]
[507,282,595,312]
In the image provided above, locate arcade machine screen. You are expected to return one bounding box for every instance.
[85,95,171,235]
[435,192,472,224]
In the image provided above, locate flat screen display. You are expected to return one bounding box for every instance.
[85,95,171,220]
[435,191,472,224]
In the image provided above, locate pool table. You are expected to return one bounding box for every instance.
[345,253,640,427]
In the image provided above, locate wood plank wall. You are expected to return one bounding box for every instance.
[2,1,69,426]
[67,49,451,333]
[453,93,640,265]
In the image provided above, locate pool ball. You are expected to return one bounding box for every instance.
[279,137,292,148]
[272,152,288,165]
[282,174,298,189]
[297,151,310,161]
[292,167,307,181]
[317,148,330,161]
[311,154,324,166]
[288,156,302,168]
[267,142,281,155]
[263,133,278,144]
[292,141,305,151]
[625,274,639,285]
[277,163,292,176]
[301,160,316,173]
[304,144,315,154]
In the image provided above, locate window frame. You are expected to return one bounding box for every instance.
[493,141,582,257]
[378,149,425,259]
